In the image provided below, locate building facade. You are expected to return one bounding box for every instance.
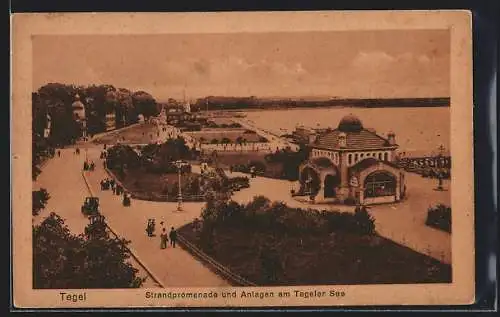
[298,114,406,205]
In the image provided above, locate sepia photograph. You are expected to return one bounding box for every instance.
[12,11,474,308]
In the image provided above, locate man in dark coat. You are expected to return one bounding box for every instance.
[169,227,177,248]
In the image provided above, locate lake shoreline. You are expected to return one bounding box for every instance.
[209,104,450,113]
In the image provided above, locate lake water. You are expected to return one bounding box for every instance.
[240,107,450,156]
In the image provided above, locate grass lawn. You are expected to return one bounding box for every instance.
[112,168,199,201]
[93,123,159,145]
[178,223,452,286]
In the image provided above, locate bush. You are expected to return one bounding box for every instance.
[426,204,451,233]
[32,188,50,216]
[198,196,376,236]
[106,145,141,170]
[353,206,376,235]
[33,212,145,288]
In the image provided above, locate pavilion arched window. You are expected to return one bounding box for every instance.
[384,152,389,161]
[364,171,396,198]
[348,154,352,165]
[378,153,382,160]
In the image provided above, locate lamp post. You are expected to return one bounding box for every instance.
[174,160,189,211]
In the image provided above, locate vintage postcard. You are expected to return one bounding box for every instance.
[11,11,474,308]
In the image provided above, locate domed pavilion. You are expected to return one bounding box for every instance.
[298,114,406,205]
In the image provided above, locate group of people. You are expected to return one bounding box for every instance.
[83,161,95,171]
[100,177,131,206]
[145,219,178,249]
[100,178,123,193]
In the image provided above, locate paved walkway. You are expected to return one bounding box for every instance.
[34,138,451,290]
[84,148,229,287]
[231,117,298,150]
[33,149,160,287]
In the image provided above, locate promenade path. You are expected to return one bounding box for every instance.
[84,148,229,288]
[231,117,298,151]
[80,120,451,265]
[32,149,160,287]
[33,119,450,291]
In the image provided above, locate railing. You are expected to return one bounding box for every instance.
[176,234,257,287]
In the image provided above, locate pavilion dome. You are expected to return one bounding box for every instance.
[337,114,363,132]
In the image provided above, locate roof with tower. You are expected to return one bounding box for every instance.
[312,114,398,150]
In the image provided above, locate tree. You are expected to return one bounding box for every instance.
[106,145,141,171]
[115,88,136,126]
[32,188,50,216]
[33,212,145,289]
[157,137,191,163]
[353,206,376,235]
[259,243,283,284]
[132,91,159,119]
[235,136,244,150]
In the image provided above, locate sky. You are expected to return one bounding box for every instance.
[32,30,450,101]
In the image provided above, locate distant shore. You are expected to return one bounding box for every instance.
[187,97,450,112]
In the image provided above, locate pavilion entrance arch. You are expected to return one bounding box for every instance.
[324,173,341,198]
[357,161,402,205]
[299,165,321,195]
[299,156,340,199]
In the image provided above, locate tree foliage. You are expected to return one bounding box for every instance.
[32,188,50,216]
[264,145,310,180]
[33,212,145,289]
[132,91,159,119]
[32,83,158,147]
[425,204,452,233]
[198,196,376,239]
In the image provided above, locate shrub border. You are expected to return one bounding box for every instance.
[176,225,257,287]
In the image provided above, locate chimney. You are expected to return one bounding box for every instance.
[387,131,396,146]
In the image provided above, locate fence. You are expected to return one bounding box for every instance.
[176,234,257,287]
[199,142,274,153]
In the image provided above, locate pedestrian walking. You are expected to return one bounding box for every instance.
[160,228,168,249]
[146,219,154,237]
[57,150,61,157]
[169,227,177,248]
